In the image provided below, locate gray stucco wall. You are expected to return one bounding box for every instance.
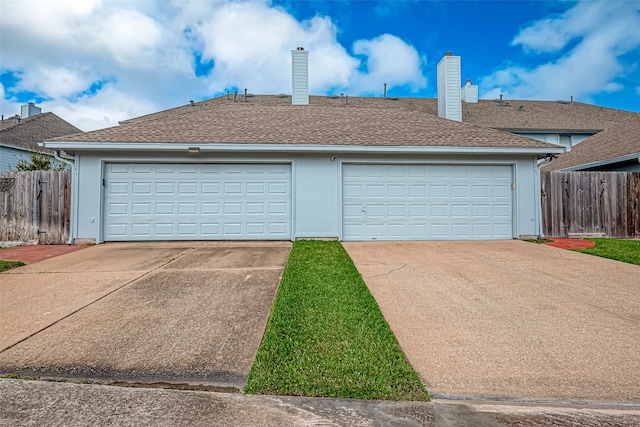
[71,151,542,243]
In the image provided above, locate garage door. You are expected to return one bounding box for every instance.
[103,163,291,241]
[342,164,513,240]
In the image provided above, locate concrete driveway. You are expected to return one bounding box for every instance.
[343,240,640,404]
[0,241,291,390]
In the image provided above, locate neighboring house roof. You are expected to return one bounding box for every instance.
[121,95,636,134]
[50,103,559,151]
[544,114,640,171]
[0,112,82,152]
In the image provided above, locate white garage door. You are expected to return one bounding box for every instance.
[342,164,513,240]
[103,163,291,241]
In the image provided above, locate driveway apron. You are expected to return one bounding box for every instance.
[343,240,640,404]
[0,242,291,391]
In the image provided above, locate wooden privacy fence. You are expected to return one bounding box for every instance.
[0,171,71,244]
[541,171,640,239]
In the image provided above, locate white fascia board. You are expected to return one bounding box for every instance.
[1,143,32,152]
[561,153,640,171]
[41,141,565,156]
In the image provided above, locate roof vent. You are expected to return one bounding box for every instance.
[277,94,288,98]
[291,47,309,105]
[189,100,195,106]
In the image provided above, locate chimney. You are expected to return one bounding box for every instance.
[21,102,41,118]
[291,47,309,105]
[461,79,478,104]
[437,52,462,121]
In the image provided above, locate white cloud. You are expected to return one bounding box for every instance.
[0,0,428,130]
[42,86,159,132]
[16,66,98,99]
[481,1,640,102]
[192,2,358,94]
[351,34,427,94]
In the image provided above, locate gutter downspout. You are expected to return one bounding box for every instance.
[53,150,77,245]
[535,154,558,239]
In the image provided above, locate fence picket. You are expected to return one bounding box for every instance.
[0,171,70,244]
[541,171,640,238]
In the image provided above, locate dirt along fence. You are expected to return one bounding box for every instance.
[0,170,71,245]
[541,171,640,239]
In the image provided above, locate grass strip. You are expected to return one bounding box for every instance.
[575,238,640,266]
[245,240,430,401]
[0,260,24,272]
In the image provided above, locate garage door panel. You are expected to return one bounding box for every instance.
[493,205,512,218]
[132,203,151,215]
[430,185,448,198]
[132,223,151,236]
[104,163,291,241]
[133,164,152,174]
[451,224,470,238]
[343,164,513,241]
[156,203,174,215]
[269,202,287,215]
[156,223,174,235]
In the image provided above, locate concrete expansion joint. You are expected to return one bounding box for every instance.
[431,395,640,409]
[159,267,285,272]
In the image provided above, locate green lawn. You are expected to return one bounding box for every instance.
[0,260,24,272]
[576,238,640,266]
[245,240,430,401]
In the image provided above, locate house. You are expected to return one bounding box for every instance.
[543,113,640,172]
[42,50,568,244]
[0,104,82,171]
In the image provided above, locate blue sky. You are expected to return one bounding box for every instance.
[1,0,638,131]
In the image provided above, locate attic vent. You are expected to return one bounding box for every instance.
[387,97,399,101]
[246,93,255,98]
[556,100,570,104]
[277,94,288,98]
[329,95,340,99]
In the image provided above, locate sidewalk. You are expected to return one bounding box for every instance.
[2,379,639,427]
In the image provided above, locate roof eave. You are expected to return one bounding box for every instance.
[497,128,604,135]
[41,141,564,156]
[560,153,640,171]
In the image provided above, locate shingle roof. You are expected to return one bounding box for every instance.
[0,112,82,152]
[122,95,636,133]
[544,114,640,171]
[53,103,558,150]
